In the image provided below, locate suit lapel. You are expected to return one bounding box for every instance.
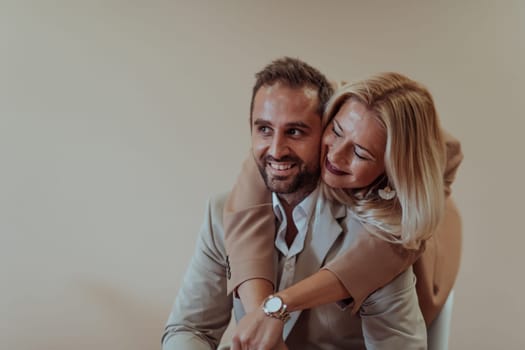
[283,194,347,339]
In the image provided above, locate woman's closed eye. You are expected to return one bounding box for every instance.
[332,126,342,137]
[353,146,373,161]
[353,149,368,160]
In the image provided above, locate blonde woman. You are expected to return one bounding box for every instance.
[226,72,462,349]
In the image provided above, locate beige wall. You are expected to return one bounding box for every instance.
[2,1,524,349]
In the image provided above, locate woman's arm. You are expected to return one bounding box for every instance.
[274,269,348,311]
[223,154,275,300]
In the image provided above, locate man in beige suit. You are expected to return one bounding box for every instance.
[162,58,427,349]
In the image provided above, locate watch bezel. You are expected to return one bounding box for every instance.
[263,295,283,313]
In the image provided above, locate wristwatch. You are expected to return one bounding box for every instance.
[262,295,291,322]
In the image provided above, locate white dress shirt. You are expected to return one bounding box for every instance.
[272,187,319,291]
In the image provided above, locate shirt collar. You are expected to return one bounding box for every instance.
[272,186,319,224]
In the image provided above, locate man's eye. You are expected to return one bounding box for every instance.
[259,126,270,133]
[288,129,302,136]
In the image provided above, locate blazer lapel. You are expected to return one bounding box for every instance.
[283,194,346,339]
[307,197,347,271]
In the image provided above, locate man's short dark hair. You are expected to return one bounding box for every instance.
[250,57,334,122]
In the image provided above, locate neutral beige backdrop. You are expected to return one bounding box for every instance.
[2,1,524,349]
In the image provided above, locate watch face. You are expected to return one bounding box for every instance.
[265,296,283,313]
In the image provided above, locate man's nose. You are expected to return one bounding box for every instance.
[268,133,290,159]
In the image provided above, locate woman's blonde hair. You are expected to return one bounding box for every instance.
[321,72,446,249]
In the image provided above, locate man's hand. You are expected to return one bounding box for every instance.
[231,308,288,350]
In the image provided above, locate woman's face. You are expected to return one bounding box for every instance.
[321,98,387,189]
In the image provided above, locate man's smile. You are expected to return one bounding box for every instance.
[266,161,297,177]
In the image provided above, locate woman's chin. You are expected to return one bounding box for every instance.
[321,171,345,189]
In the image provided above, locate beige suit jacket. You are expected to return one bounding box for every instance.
[163,192,427,349]
[224,130,463,324]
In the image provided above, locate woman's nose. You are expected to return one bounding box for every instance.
[330,142,351,167]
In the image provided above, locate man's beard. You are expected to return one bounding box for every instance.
[257,155,320,195]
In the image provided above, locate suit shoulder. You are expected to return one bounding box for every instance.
[206,191,230,217]
[200,191,231,236]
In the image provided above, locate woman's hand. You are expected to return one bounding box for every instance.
[231,308,287,350]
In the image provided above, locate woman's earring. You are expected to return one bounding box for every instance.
[378,186,396,200]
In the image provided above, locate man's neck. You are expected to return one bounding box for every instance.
[277,186,315,218]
